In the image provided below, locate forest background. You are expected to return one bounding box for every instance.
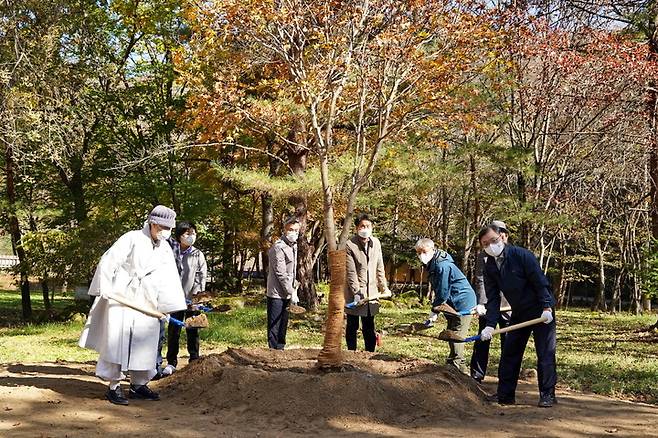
[2,0,658,323]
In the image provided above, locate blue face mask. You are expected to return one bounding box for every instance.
[183,234,196,246]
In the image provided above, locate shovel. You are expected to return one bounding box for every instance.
[345,291,393,309]
[106,292,209,329]
[288,303,307,315]
[433,303,512,317]
[438,315,548,343]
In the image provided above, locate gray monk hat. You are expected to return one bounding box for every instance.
[148,205,176,228]
[491,220,509,233]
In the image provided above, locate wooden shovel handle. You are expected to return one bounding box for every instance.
[106,293,165,319]
[347,292,392,308]
[491,316,548,336]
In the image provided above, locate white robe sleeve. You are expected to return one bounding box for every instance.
[155,245,187,313]
[88,232,134,297]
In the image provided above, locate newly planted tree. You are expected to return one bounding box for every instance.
[181,0,505,365]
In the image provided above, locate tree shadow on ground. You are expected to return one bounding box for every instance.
[6,364,94,376]
[0,375,106,399]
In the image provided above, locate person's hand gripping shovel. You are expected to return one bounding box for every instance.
[345,289,393,309]
[106,292,209,329]
[438,309,552,343]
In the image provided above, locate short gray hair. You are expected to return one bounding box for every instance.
[415,238,435,251]
[283,216,300,228]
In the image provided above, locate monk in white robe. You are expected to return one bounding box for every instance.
[79,205,186,405]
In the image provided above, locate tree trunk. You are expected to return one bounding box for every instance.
[5,145,31,320]
[591,221,607,311]
[647,13,658,322]
[260,137,281,280]
[260,192,273,279]
[288,127,318,310]
[41,276,51,311]
[555,237,568,309]
[610,270,623,314]
[317,152,345,367]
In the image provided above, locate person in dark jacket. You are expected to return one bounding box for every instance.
[478,224,557,407]
[266,216,300,350]
[470,220,512,383]
[416,238,476,372]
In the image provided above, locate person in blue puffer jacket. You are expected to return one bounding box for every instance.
[416,238,476,372]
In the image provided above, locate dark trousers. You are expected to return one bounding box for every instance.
[166,310,200,368]
[497,314,557,400]
[267,297,290,350]
[470,314,510,381]
[346,314,376,352]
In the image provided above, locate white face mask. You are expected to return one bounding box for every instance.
[286,231,299,242]
[357,228,372,239]
[484,240,505,257]
[418,251,434,265]
[157,229,172,241]
[183,234,196,246]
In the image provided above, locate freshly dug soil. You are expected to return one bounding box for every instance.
[156,348,489,427]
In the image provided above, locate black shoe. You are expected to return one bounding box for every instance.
[486,394,515,405]
[106,386,129,405]
[538,392,554,408]
[129,384,160,400]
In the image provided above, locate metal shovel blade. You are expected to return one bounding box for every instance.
[432,303,460,316]
[184,313,209,328]
[288,304,307,315]
[438,329,466,342]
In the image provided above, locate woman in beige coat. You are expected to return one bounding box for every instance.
[345,214,390,352]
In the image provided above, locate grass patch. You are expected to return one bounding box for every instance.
[2,289,658,403]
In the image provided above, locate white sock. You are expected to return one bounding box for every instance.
[109,380,121,390]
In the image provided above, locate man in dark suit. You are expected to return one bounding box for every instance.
[478,223,557,407]
[469,220,512,383]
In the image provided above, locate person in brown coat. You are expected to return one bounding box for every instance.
[345,214,390,352]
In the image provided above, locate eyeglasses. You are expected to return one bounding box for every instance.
[481,234,501,248]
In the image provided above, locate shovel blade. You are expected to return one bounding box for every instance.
[432,303,460,316]
[288,304,306,315]
[185,313,209,329]
[437,329,466,343]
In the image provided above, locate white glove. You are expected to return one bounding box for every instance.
[541,309,553,324]
[291,290,300,305]
[353,294,362,304]
[480,326,495,341]
[475,304,487,316]
[160,314,170,322]
[423,311,439,327]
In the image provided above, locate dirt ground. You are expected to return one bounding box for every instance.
[1,348,656,438]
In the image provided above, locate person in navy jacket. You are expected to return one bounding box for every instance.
[478,224,557,407]
[469,220,512,383]
[416,238,476,372]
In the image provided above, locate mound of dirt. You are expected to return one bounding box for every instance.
[156,348,490,428]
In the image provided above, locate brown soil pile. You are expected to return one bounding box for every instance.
[156,348,490,428]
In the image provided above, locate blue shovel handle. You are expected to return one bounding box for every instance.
[169,316,185,327]
[464,335,481,343]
